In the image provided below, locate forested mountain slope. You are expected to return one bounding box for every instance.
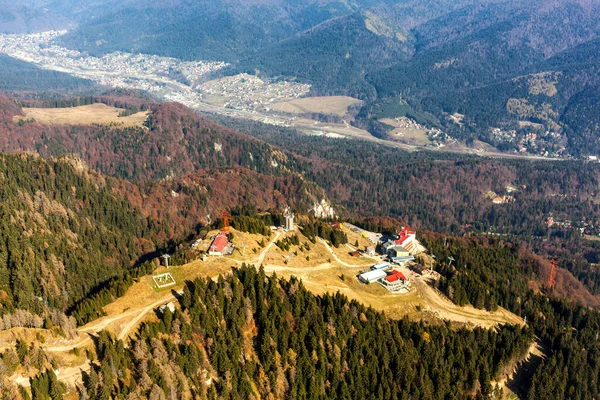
[367,0,600,154]
[231,11,413,97]
[0,96,328,235]
[54,0,391,61]
[0,153,154,322]
[213,116,600,235]
[0,0,74,33]
[76,265,533,399]
[2,100,292,181]
[418,234,600,399]
[114,167,324,242]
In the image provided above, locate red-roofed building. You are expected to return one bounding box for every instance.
[386,270,407,281]
[395,227,416,253]
[209,232,229,256]
[380,269,410,292]
[330,222,342,230]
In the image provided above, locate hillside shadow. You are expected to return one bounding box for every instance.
[506,337,552,399]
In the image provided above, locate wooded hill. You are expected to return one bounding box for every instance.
[416,233,600,399]
[0,153,154,325]
[214,115,600,235]
[3,99,294,181]
[0,55,94,92]
[71,266,533,399]
[0,96,328,233]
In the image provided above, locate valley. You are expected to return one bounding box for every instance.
[0,30,563,160]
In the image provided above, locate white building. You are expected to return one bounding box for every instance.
[284,207,295,231]
[358,269,387,284]
[372,263,390,270]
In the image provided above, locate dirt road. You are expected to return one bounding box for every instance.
[254,232,281,265]
[318,238,365,268]
[11,361,91,388]
[8,294,179,388]
[6,230,523,390]
[414,279,523,327]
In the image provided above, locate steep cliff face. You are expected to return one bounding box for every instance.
[311,198,336,219]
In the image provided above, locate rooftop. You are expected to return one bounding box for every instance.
[210,232,229,253]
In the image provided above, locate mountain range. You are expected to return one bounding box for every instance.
[2,0,599,155]
[3,1,600,398]
[2,87,600,397]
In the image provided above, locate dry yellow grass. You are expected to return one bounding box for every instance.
[379,117,431,145]
[149,229,519,328]
[2,228,522,353]
[15,103,150,127]
[390,129,431,145]
[271,96,361,117]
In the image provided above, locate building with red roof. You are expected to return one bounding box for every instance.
[394,227,416,253]
[379,269,410,292]
[385,270,407,282]
[209,232,229,256]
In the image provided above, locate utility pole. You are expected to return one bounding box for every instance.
[161,254,171,268]
[221,211,231,233]
[548,260,557,289]
[430,254,436,273]
[447,256,455,268]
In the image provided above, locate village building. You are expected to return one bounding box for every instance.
[492,195,515,205]
[395,227,416,253]
[365,245,376,256]
[382,240,415,263]
[372,263,390,270]
[388,245,409,258]
[411,263,428,275]
[330,221,343,230]
[209,231,229,256]
[379,270,410,292]
[382,240,396,253]
[358,269,387,284]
